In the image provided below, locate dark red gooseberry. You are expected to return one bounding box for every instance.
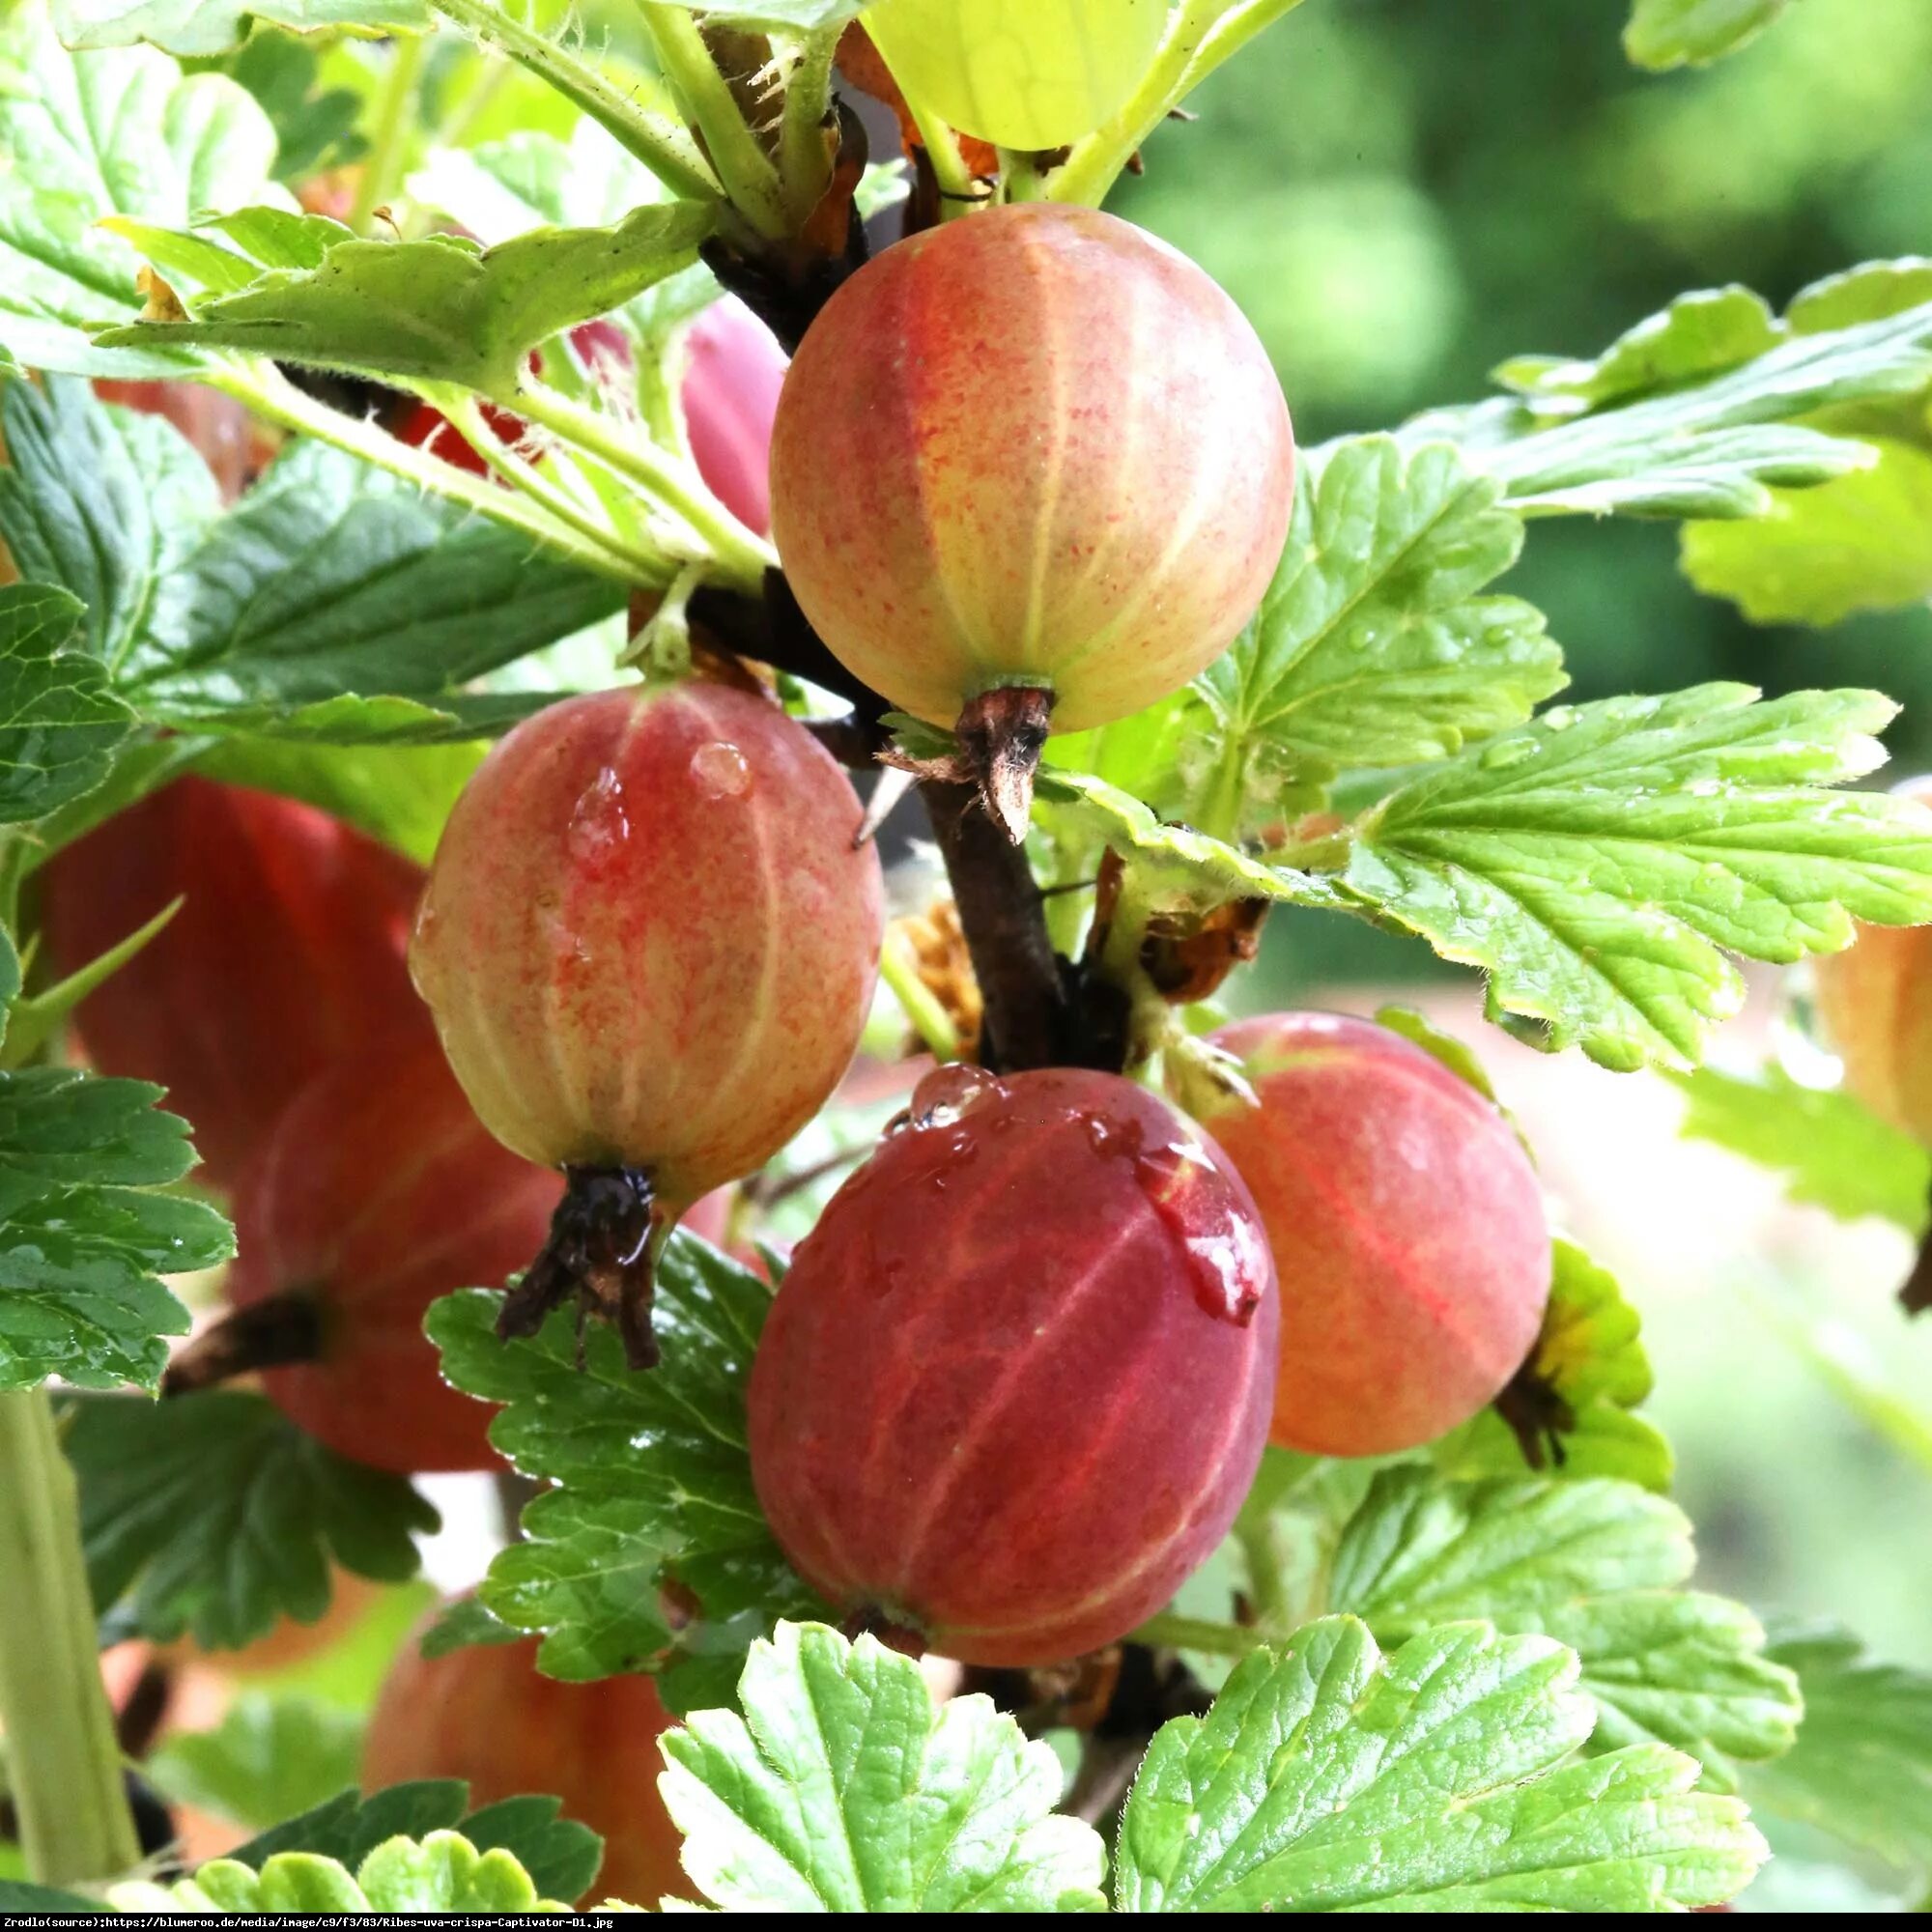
[43,778,425,1191]
[747,1065,1278,1666]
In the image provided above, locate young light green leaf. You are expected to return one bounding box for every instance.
[65,1388,435,1645]
[98,204,718,397]
[1681,438,1932,625]
[0,582,135,823]
[1188,439,1565,834]
[52,0,429,57]
[1625,0,1792,70]
[0,1068,226,1390]
[148,1692,365,1833]
[1115,1615,1765,1912]
[1746,1624,1932,1875]
[0,376,223,668]
[1326,1468,1800,1784]
[660,1622,1107,1914]
[0,0,287,376]
[1433,1240,1674,1492]
[427,1236,821,1704]
[1669,1061,1931,1232]
[1494,286,1782,411]
[1786,257,1932,332]
[1332,684,1932,1071]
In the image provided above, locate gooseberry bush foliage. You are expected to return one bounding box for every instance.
[2,0,1932,1915]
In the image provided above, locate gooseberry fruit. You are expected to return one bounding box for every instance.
[769,204,1294,836]
[747,1065,1277,1665]
[1188,1012,1551,1458]
[1808,776,1932,1148]
[95,378,256,500]
[411,681,884,1366]
[363,1616,691,1907]
[170,1037,559,1473]
[43,778,425,1191]
[680,298,788,536]
[863,0,1170,152]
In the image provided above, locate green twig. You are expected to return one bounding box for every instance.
[350,33,428,233]
[1130,1610,1267,1660]
[427,0,724,208]
[0,1389,141,1885]
[513,378,777,591]
[639,2,790,240]
[1,897,183,1073]
[1048,0,1310,208]
[879,931,962,1062]
[778,27,840,227]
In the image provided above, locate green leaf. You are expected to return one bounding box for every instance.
[1495,286,1782,410]
[0,375,222,668]
[0,582,135,823]
[118,439,624,724]
[0,1068,225,1390]
[661,1,865,26]
[1681,438,1932,625]
[1625,0,1792,70]
[148,1691,365,1832]
[1669,1061,1931,1232]
[1326,1468,1801,1784]
[0,1881,104,1912]
[1746,1624,1932,1875]
[64,1388,435,1645]
[52,1,429,58]
[1331,684,1932,1071]
[1787,257,1932,333]
[226,28,369,185]
[230,1780,601,1906]
[1433,1240,1674,1492]
[0,0,287,377]
[427,1236,821,1703]
[98,203,719,397]
[419,1590,526,1661]
[1115,1615,1765,1912]
[660,1622,1107,1914]
[355,1832,542,1915]
[1188,439,1565,832]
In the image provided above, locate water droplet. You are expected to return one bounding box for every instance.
[1541,705,1577,732]
[690,740,752,800]
[1133,1142,1268,1326]
[1480,738,1540,771]
[568,766,631,861]
[909,1063,1006,1128]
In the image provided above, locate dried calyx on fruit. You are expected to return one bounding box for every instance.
[770,203,1295,839]
[43,777,424,1193]
[162,1039,559,1474]
[410,679,885,1369]
[748,1064,1278,1665]
[1184,1011,1552,1458]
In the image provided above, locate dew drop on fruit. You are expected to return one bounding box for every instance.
[567,766,631,860]
[908,1062,1006,1128]
[1133,1142,1268,1326]
[690,741,753,800]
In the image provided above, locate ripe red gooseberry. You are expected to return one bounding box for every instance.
[410,680,884,1367]
[363,1616,692,1907]
[1188,1012,1551,1458]
[43,778,425,1191]
[747,1064,1277,1665]
[166,1037,559,1474]
[769,203,1294,837]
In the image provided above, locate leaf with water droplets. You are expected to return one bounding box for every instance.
[1328,684,1932,1071]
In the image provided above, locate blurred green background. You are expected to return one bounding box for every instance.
[1110,0,1932,1802]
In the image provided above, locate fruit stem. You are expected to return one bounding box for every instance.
[513,379,778,594]
[0,895,183,1074]
[1047,0,1310,208]
[777,27,841,228]
[955,686,1055,844]
[348,32,427,235]
[1129,1610,1266,1661]
[639,3,792,242]
[498,1165,664,1371]
[0,1388,142,1886]
[425,0,727,212]
[159,1293,326,1397]
[879,929,962,1062]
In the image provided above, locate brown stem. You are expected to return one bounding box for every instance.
[955,686,1053,844]
[497,1165,664,1371]
[1901,1205,1932,1317]
[160,1293,325,1397]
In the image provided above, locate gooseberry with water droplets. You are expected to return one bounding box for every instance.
[747,1065,1277,1664]
[410,681,884,1366]
[769,203,1294,838]
[1187,1012,1551,1458]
